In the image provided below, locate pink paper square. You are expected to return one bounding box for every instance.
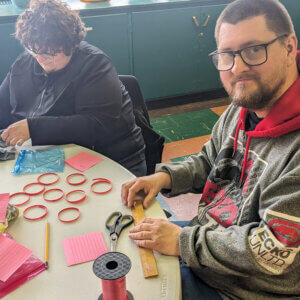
[65,152,103,172]
[0,235,33,282]
[0,193,9,223]
[62,231,107,266]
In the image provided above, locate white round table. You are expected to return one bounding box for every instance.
[1,144,181,300]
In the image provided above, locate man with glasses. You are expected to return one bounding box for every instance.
[0,0,146,176]
[121,0,300,299]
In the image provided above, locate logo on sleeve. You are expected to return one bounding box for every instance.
[269,219,300,246]
[249,210,299,274]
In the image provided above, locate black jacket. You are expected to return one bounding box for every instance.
[0,41,145,169]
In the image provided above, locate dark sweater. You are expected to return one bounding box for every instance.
[0,41,145,169]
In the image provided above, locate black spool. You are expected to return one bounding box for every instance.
[93,252,134,300]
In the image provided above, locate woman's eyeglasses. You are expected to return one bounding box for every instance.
[26,48,56,60]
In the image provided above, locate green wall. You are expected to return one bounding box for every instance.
[0,0,299,101]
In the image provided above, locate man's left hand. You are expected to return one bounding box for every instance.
[129,218,182,256]
[1,119,30,146]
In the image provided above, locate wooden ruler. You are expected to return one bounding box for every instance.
[81,0,108,2]
[131,200,158,278]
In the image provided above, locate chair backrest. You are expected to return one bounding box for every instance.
[119,75,165,175]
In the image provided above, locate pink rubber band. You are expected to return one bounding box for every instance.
[23,182,45,196]
[9,192,30,206]
[65,190,87,203]
[37,172,60,185]
[66,173,87,186]
[23,205,48,221]
[58,207,80,223]
[91,178,113,194]
[43,188,65,202]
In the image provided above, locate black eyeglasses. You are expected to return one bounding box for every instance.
[209,34,288,71]
[25,48,58,60]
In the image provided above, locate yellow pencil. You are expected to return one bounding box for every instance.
[45,222,49,269]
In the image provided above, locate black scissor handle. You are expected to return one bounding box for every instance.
[115,214,134,236]
[105,211,122,235]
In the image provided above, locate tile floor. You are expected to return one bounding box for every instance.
[150,104,228,221]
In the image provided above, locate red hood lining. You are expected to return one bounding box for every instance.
[239,51,300,137]
[235,50,300,182]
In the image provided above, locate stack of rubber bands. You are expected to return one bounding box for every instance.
[9,172,113,223]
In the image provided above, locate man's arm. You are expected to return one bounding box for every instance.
[128,166,300,295]
[121,106,232,208]
[180,165,300,279]
[124,110,233,256]
[155,106,231,197]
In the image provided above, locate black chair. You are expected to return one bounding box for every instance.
[119,75,165,175]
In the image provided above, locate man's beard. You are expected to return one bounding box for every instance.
[227,73,286,110]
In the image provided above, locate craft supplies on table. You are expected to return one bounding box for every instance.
[1,144,180,300]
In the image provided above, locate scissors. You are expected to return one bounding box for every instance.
[105,211,134,252]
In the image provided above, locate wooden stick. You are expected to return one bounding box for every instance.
[81,0,108,2]
[45,222,49,269]
[131,200,158,278]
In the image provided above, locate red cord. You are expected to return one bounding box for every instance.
[101,277,129,300]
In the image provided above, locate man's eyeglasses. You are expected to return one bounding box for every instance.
[25,48,56,60]
[209,34,288,71]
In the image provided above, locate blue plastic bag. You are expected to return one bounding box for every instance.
[12,148,65,175]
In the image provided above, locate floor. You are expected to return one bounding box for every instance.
[148,97,229,221]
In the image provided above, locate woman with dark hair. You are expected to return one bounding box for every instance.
[0,0,146,176]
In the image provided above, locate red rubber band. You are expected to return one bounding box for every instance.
[9,192,30,206]
[90,178,113,194]
[66,173,87,186]
[43,188,64,202]
[37,173,60,186]
[58,207,80,223]
[23,205,48,221]
[23,182,45,196]
[65,190,87,203]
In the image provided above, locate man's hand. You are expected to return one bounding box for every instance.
[1,119,30,146]
[121,172,172,208]
[129,218,182,256]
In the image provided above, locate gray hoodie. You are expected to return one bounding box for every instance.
[156,72,300,299]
